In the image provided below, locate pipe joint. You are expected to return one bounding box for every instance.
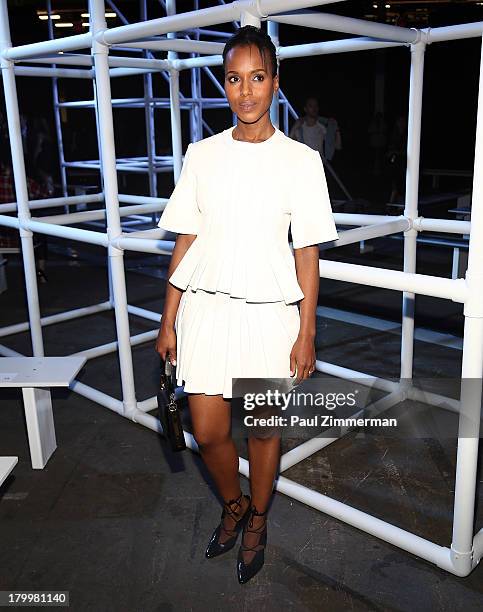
[463,271,483,318]
[398,378,412,401]
[412,216,424,232]
[449,544,474,577]
[402,218,417,236]
[18,226,33,239]
[410,37,427,54]
[108,242,124,258]
[93,30,109,49]
[122,400,140,421]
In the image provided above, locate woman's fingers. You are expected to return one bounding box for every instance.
[168,346,177,366]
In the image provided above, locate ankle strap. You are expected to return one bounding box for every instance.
[223,491,243,508]
[250,505,268,516]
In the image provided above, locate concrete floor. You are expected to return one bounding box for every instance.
[0,235,482,612]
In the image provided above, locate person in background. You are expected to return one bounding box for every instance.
[0,145,50,282]
[289,96,342,161]
[386,114,408,205]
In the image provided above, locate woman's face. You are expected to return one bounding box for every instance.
[224,44,279,124]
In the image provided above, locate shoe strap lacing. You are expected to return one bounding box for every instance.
[220,492,245,537]
[241,506,268,553]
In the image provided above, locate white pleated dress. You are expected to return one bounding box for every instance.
[158,125,339,399]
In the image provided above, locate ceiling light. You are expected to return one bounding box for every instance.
[372,3,378,7]
[81,12,115,18]
[38,14,60,20]
[54,22,74,28]
[81,23,90,27]
[385,3,390,7]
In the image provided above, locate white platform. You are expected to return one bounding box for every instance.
[0,356,86,387]
[0,357,86,469]
[0,456,18,487]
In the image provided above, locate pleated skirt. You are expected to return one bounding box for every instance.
[174,287,301,399]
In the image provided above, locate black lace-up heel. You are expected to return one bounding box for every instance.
[205,492,251,559]
[237,505,268,584]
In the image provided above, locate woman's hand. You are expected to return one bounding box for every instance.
[289,333,316,385]
[155,321,177,365]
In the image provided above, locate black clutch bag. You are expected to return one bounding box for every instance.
[157,356,186,452]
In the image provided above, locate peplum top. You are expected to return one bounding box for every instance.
[157,125,339,304]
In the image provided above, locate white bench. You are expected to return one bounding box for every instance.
[0,456,18,487]
[0,357,86,469]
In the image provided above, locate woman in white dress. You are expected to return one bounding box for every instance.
[155,25,339,584]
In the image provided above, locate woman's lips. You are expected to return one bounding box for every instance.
[239,103,256,111]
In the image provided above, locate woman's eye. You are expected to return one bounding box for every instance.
[227,75,264,83]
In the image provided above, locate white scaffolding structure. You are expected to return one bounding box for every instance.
[0,0,482,577]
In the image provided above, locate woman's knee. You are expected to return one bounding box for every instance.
[193,427,230,449]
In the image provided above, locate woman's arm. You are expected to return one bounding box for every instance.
[155,233,197,364]
[290,245,320,384]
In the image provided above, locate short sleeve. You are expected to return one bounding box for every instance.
[157,143,201,235]
[290,147,339,249]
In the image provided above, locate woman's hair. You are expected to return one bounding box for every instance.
[222,25,278,78]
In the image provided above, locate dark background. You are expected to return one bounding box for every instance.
[2,0,482,203]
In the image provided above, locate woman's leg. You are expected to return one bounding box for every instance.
[241,434,281,563]
[188,393,250,543]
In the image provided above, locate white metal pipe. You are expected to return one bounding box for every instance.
[46,0,69,205]
[413,216,471,235]
[109,67,158,77]
[0,343,22,357]
[70,379,124,415]
[270,11,418,43]
[320,260,467,303]
[474,528,483,564]
[4,33,92,61]
[98,1,346,46]
[169,68,183,182]
[450,34,483,574]
[333,213,400,226]
[400,41,425,380]
[270,471,457,573]
[404,384,460,414]
[279,37,406,60]
[425,22,483,44]
[117,38,224,54]
[0,215,107,247]
[280,391,401,472]
[13,66,93,79]
[119,193,166,205]
[115,236,174,254]
[329,218,410,247]
[0,192,103,214]
[126,304,161,323]
[268,20,280,128]
[0,0,44,356]
[72,330,157,360]
[0,301,112,338]
[19,54,169,71]
[141,0,158,205]
[316,360,401,394]
[37,203,163,225]
[90,0,138,417]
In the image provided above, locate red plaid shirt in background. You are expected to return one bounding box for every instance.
[0,167,48,203]
[0,167,49,248]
